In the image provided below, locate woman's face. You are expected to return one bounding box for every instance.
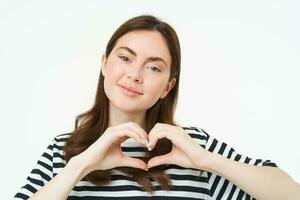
[101,30,176,113]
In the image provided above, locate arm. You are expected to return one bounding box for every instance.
[145,125,300,199]
[29,156,87,200]
[203,149,300,200]
[24,123,148,199]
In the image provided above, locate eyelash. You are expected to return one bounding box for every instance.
[119,55,130,62]
[118,55,161,72]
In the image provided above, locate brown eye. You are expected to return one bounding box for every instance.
[119,55,130,62]
[146,65,161,72]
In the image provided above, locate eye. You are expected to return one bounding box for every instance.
[146,65,161,72]
[119,55,130,62]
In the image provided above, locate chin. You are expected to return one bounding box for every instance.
[112,101,144,113]
[121,107,145,114]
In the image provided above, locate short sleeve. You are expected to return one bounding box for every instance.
[13,139,55,199]
[200,128,277,200]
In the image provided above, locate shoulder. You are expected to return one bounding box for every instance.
[53,132,72,143]
[181,126,211,147]
[181,126,227,152]
[49,133,72,152]
[182,126,210,138]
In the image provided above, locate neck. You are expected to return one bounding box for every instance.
[108,102,147,131]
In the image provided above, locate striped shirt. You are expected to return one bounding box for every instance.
[13,126,277,200]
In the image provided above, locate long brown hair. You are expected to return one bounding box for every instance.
[64,15,181,194]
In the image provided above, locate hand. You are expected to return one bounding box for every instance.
[76,122,149,175]
[146,123,211,170]
[76,122,211,175]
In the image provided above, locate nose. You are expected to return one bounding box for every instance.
[126,69,142,83]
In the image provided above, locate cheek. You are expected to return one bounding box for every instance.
[105,61,127,81]
[145,79,166,97]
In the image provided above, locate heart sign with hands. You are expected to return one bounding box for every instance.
[76,122,211,177]
[146,123,211,170]
[77,122,149,175]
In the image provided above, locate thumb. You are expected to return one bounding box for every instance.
[147,153,172,169]
[121,156,147,170]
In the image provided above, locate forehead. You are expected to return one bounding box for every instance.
[113,30,171,66]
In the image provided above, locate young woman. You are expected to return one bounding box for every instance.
[14,15,300,200]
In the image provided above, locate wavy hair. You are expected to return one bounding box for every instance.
[63,15,181,194]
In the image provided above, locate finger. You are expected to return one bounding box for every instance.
[118,122,147,146]
[114,128,145,146]
[147,153,172,169]
[149,128,203,162]
[148,128,175,150]
[148,125,186,150]
[121,156,148,170]
[128,122,148,146]
[147,123,161,149]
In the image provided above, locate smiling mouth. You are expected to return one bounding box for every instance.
[118,85,142,96]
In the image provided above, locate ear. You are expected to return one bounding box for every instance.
[101,54,107,77]
[160,78,176,99]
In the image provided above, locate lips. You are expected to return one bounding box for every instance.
[118,84,143,95]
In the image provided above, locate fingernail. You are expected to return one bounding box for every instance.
[143,140,147,146]
[146,141,152,151]
[149,141,152,147]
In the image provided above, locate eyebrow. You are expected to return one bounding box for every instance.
[116,46,168,67]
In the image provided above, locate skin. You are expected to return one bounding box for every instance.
[100,29,300,199]
[28,30,300,200]
[101,30,176,131]
[28,29,178,199]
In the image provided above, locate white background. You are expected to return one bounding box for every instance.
[1,0,299,198]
